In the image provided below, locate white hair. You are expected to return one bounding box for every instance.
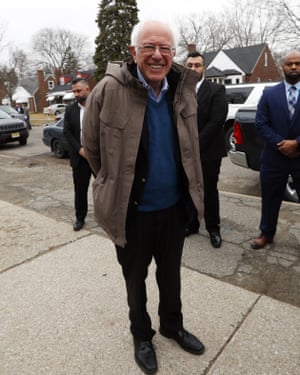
[130,20,178,48]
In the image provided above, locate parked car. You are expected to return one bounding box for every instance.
[224,82,278,150]
[43,103,67,116]
[54,113,64,122]
[229,107,298,202]
[0,105,26,121]
[0,109,29,146]
[42,118,70,158]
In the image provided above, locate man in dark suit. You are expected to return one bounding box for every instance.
[185,52,228,248]
[252,50,300,249]
[63,78,93,231]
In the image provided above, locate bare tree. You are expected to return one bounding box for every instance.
[0,20,7,47]
[177,11,232,59]
[268,0,300,47]
[32,28,88,76]
[9,48,29,80]
[0,66,18,102]
[177,0,292,55]
[225,0,287,48]
[0,20,8,61]
[225,0,258,47]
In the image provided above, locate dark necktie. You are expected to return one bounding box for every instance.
[288,86,297,119]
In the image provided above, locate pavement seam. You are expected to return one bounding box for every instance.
[203,294,262,374]
[0,233,93,275]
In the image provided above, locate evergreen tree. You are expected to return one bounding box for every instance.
[62,46,80,75]
[94,0,139,81]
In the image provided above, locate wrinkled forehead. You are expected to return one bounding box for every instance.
[137,22,174,46]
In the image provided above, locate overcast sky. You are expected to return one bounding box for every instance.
[0,0,228,62]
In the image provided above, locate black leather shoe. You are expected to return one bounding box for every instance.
[159,327,205,355]
[134,339,157,374]
[73,219,85,231]
[209,231,222,248]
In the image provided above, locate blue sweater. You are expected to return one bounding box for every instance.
[138,96,179,211]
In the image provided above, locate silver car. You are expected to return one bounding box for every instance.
[0,105,26,121]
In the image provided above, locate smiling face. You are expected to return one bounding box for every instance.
[130,21,175,93]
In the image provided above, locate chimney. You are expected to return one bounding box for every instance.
[37,70,45,88]
[187,43,196,53]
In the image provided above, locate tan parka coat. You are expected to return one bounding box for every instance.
[82,59,204,247]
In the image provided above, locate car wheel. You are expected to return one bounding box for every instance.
[225,126,235,151]
[55,110,60,115]
[52,139,66,158]
[284,175,299,202]
[19,138,27,145]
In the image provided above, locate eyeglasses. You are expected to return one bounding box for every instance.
[137,44,175,56]
[186,63,204,68]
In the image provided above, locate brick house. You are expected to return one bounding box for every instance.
[45,70,97,108]
[7,69,96,113]
[188,43,281,84]
[9,71,56,113]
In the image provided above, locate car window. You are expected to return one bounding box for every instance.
[0,106,19,115]
[226,87,254,104]
[8,108,18,114]
[56,119,64,128]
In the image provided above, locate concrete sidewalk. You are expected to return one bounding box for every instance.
[1,200,300,374]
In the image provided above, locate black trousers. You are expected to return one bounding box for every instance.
[116,202,187,340]
[72,157,93,221]
[188,158,222,232]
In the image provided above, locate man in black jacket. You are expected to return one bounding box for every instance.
[63,78,93,231]
[186,52,228,248]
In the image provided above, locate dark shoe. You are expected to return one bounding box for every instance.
[159,327,205,355]
[73,219,85,231]
[209,231,222,248]
[251,234,273,249]
[185,226,199,237]
[134,338,157,374]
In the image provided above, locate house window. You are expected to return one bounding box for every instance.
[264,53,268,67]
[48,80,54,90]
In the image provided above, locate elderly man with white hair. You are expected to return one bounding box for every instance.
[83,20,205,374]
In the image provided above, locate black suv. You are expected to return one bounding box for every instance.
[229,107,298,202]
[224,82,277,150]
[0,109,29,146]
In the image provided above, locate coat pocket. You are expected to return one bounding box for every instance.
[100,105,129,129]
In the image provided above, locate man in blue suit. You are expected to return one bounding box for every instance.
[252,50,300,249]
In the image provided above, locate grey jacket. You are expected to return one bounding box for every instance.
[83,59,204,246]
